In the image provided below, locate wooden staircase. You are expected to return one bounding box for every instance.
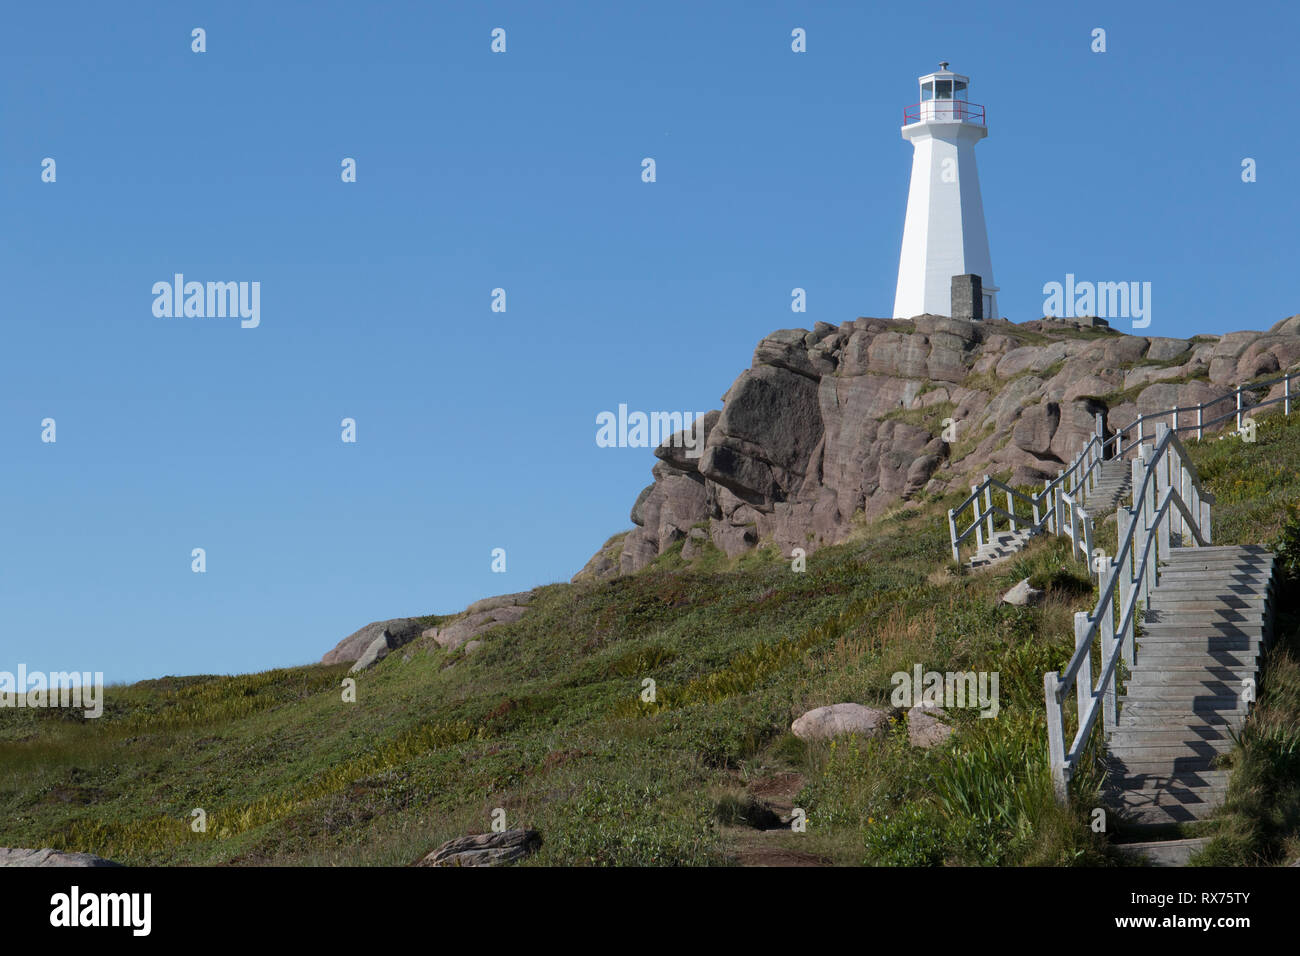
[1083,459,1132,518]
[967,528,1038,569]
[1104,544,1276,865]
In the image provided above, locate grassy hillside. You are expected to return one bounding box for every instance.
[2,411,1298,867]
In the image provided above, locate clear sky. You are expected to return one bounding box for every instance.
[3,1,1296,683]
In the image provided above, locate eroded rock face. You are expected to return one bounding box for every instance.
[576,314,1300,577]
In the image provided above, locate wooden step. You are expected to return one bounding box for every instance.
[1115,837,1211,866]
[1119,686,1245,703]
[1125,669,1255,685]
[1144,610,1266,625]
[1136,624,1266,638]
[1108,769,1230,789]
[1106,758,1224,775]
[1107,743,1234,762]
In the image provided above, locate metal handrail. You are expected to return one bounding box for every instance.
[903,99,986,125]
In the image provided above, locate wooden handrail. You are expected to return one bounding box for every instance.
[1044,423,1215,802]
[950,368,1295,563]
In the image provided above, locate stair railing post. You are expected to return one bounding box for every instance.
[1154,425,1170,560]
[1044,671,1068,805]
[1236,389,1243,433]
[1006,489,1016,531]
[948,509,960,563]
[1095,412,1105,459]
[1138,445,1156,604]
[1189,478,1201,544]
[1156,491,1169,564]
[1175,463,1189,544]
[1068,499,1079,561]
[1055,470,1065,534]
[1084,516,1095,580]
[1074,612,1093,732]
[1197,404,1203,441]
[1116,509,1135,666]
[984,481,994,540]
[1101,573,1117,735]
[972,485,984,551]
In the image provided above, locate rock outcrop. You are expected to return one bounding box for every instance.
[580,313,1300,576]
[422,592,535,652]
[323,618,425,666]
[324,590,537,666]
[0,848,122,867]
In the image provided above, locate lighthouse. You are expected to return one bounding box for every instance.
[892,63,999,320]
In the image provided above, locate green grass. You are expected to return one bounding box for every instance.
[882,401,958,437]
[0,488,1115,867]
[4,403,1298,867]
[1184,409,1300,865]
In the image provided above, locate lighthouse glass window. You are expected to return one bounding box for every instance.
[933,79,953,119]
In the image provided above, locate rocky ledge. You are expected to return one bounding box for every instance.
[576,313,1300,578]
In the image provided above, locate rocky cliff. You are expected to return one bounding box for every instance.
[576,313,1300,579]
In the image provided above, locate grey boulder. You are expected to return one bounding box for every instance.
[0,848,122,867]
[791,703,892,741]
[1001,578,1045,607]
[415,829,542,867]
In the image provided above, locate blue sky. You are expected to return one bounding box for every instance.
[2,1,1296,683]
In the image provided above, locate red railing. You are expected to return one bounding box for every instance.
[903,100,985,125]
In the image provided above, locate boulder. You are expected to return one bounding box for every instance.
[907,705,954,748]
[629,485,655,526]
[431,604,530,652]
[414,829,542,867]
[323,618,425,665]
[464,590,536,616]
[349,630,395,673]
[1146,337,1191,362]
[1001,578,1044,607]
[0,848,122,867]
[791,703,891,741]
[653,409,721,473]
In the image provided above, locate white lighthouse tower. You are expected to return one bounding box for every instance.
[892,63,999,320]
